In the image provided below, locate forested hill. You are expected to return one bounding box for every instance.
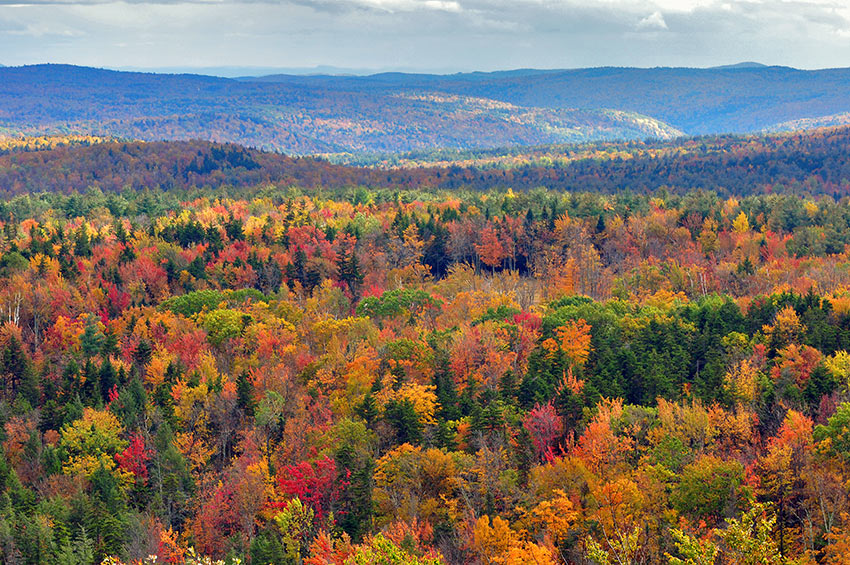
[3,127,850,196]
[5,64,850,154]
[0,141,376,194]
[0,64,679,154]
[250,65,850,135]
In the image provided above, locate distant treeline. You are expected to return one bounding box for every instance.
[2,127,850,196]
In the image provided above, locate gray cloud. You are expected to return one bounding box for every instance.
[0,0,848,71]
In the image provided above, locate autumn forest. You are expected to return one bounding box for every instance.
[3,128,850,565]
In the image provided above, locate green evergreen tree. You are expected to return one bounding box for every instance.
[250,528,286,565]
[80,316,105,359]
[236,371,256,418]
[98,360,117,404]
[383,399,423,445]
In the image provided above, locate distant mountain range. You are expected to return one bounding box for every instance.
[1,64,850,154]
[254,65,850,134]
[114,65,384,78]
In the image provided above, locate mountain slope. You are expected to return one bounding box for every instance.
[0,65,679,154]
[4,64,850,154]
[250,65,850,135]
[764,113,850,133]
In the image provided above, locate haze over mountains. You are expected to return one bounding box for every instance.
[2,63,850,154]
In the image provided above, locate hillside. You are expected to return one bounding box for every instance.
[4,127,850,197]
[4,64,850,155]
[0,65,679,154]
[247,65,850,135]
[765,112,850,133]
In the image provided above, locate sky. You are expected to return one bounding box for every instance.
[1,0,850,73]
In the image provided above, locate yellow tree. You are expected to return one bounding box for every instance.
[471,515,556,565]
[59,407,129,479]
[732,212,750,235]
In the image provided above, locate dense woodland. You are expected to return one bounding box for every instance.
[0,65,680,154]
[4,127,850,198]
[2,165,850,564]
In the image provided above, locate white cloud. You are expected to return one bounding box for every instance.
[346,0,462,12]
[637,10,667,29]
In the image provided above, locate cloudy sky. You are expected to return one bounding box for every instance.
[1,0,849,73]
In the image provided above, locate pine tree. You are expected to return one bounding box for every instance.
[333,420,375,541]
[98,360,117,404]
[73,227,92,257]
[250,529,286,565]
[80,316,104,359]
[101,329,118,357]
[2,334,31,400]
[113,221,127,244]
[133,339,152,369]
[286,249,307,290]
[236,371,255,418]
[338,248,364,297]
[81,359,98,404]
[384,399,423,445]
